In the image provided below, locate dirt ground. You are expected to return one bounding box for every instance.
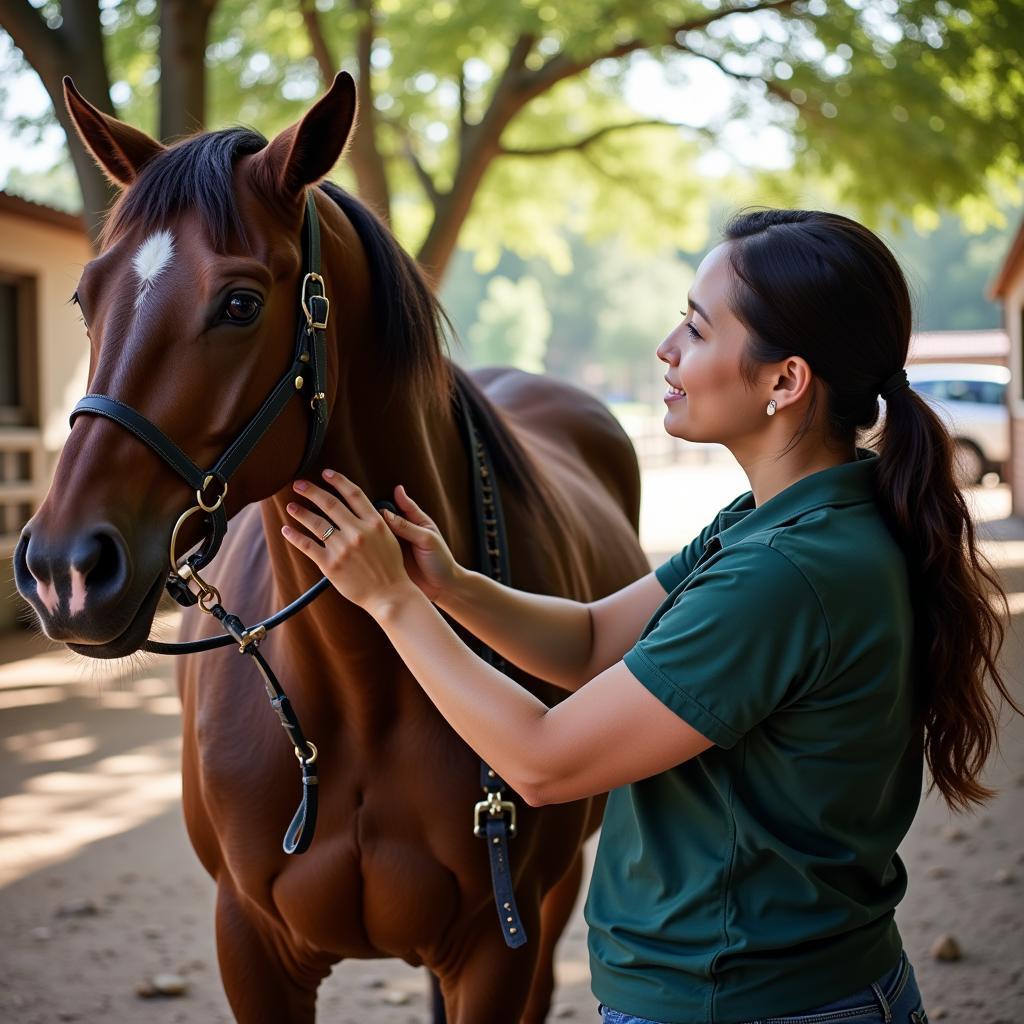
[1,470,1022,1023]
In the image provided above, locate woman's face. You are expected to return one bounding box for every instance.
[657,241,773,448]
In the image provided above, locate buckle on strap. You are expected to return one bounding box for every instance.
[301,272,329,330]
[473,790,517,838]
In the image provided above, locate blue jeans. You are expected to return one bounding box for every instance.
[597,949,929,1024]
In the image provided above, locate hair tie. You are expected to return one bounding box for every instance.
[879,368,910,399]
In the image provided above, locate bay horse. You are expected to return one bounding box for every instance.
[14,71,650,1022]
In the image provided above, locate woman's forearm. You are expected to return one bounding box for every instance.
[435,568,593,691]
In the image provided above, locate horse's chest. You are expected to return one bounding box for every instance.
[190,691,490,957]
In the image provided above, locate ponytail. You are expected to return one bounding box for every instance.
[723,206,1020,813]
[871,383,1019,811]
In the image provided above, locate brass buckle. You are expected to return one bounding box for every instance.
[301,272,329,330]
[238,624,266,652]
[473,791,517,838]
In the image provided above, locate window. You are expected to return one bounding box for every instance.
[0,270,40,557]
[0,271,37,427]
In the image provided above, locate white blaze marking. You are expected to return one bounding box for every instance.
[69,568,87,617]
[132,229,175,309]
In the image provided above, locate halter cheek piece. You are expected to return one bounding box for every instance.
[65,190,527,947]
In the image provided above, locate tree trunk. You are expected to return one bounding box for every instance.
[158,0,216,140]
[1,0,118,247]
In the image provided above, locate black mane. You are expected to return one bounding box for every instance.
[102,127,268,250]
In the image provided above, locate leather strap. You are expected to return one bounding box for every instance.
[210,601,319,855]
[485,817,526,948]
[453,375,527,949]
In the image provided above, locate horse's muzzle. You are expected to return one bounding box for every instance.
[13,520,164,656]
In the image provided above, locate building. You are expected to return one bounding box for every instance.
[0,191,92,630]
[989,217,1024,517]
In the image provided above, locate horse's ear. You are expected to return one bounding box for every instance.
[260,71,357,196]
[63,76,164,187]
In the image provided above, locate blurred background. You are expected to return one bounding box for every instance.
[1,2,1023,1021]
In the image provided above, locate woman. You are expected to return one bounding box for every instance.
[280,209,1018,1024]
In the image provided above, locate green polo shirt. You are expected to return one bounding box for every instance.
[585,448,923,1024]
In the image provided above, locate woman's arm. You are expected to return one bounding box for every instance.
[374,584,714,806]
[438,568,668,693]
[280,471,713,806]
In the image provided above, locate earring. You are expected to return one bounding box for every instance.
[766,400,777,416]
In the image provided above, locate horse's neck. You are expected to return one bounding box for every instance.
[259,366,475,660]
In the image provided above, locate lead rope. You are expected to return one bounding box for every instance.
[454,378,527,950]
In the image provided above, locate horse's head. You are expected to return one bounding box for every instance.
[14,72,358,659]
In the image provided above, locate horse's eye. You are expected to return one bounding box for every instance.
[222,292,262,324]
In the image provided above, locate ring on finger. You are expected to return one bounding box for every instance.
[321,525,336,542]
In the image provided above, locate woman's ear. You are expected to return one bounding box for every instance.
[63,77,165,187]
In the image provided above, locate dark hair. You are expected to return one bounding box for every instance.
[722,207,1019,813]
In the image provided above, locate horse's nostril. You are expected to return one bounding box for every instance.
[71,527,129,593]
[89,532,122,588]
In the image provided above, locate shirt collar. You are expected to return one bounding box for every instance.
[714,447,879,548]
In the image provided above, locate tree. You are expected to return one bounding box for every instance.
[1,0,216,243]
[2,0,1022,272]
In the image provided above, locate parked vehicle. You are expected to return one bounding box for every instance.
[885,363,1011,487]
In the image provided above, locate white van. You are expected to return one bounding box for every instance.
[896,363,1010,487]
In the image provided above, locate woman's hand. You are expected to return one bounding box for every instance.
[383,485,461,603]
[281,470,416,617]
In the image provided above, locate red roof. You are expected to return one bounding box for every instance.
[0,190,85,233]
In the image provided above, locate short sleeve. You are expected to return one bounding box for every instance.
[653,492,753,593]
[624,543,831,748]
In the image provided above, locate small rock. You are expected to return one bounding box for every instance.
[56,899,99,918]
[57,1012,79,1022]
[382,990,410,1005]
[941,824,966,842]
[930,934,962,961]
[925,865,952,879]
[142,926,163,940]
[137,973,188,998]
[931,1009,947,1020]
[30,926,52,942]
[363,976,387,989]
[555,1008,577,1018]
[991,868,1015,885]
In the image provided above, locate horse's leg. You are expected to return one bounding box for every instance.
[439,907,542,1024]
[215,881,326,1024]
[519,849,585,1024]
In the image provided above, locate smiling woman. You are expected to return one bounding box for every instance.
[280,209,1020,1024]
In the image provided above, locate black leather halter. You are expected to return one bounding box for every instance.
[65,190,527,943]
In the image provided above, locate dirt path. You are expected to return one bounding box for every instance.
[2,475,1022,1023]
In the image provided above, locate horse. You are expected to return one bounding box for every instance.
[14,71,650,1023]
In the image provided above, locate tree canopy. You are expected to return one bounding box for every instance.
[1,0,1022,280]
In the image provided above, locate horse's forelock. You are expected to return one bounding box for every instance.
[99,127,269,252]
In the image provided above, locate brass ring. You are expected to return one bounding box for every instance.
[294,741,318,765]
[196,474,228,514]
